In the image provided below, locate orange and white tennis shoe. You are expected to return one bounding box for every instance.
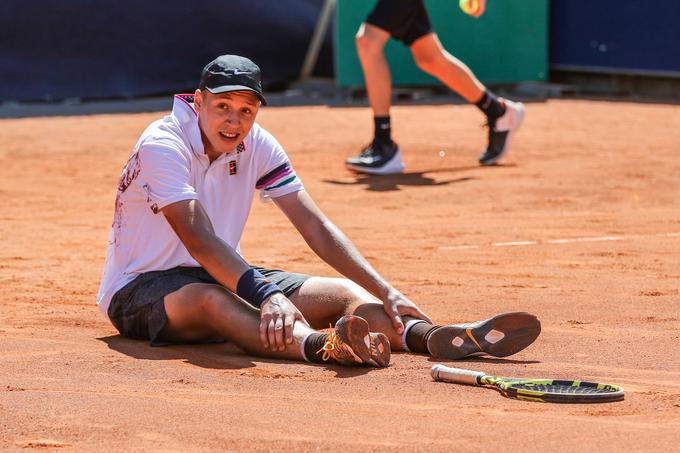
[319,315,391,367]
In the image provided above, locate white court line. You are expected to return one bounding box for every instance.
[493,241,538,247]
[439,232,680,251]
[545,236,624,244]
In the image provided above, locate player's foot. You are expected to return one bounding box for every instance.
[479,99,525,166]
[345,140,405,175]
[427,312,540,359]
[318,315,391,367]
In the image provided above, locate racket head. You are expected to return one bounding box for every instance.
[490,378,625,403]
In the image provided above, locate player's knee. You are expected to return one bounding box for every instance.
[356,33,383,59]
[330,278,375,313]
[194,287,233,322]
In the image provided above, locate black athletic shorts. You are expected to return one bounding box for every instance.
[366,0,432,46]
[107,266,309,346]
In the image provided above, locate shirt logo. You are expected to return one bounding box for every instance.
[229,160,237,175]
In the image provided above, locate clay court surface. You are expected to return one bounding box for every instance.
[1,99,679,451]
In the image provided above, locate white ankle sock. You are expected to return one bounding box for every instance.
[401,319,427,352]
[299,332,313,362]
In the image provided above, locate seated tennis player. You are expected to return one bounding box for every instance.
[96,55,541,367]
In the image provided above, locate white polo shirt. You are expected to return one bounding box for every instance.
[96,94,304,314]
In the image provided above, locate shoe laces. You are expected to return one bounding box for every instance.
[317,326,346,362]
[482,117,499,131]
[359,145,376,158]
[318,324,370,365]
[363,140,396,158]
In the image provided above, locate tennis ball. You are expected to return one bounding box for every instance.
[459,0,480,16]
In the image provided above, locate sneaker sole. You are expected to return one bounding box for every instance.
[345,150,405,175]
[336,315,391,367]
[480,102,525,166]
[427,312,540,359]
[345,162,405,176]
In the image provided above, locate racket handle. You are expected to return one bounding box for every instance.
[431,364,485,385]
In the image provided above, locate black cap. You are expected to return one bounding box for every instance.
[199,55,267,105]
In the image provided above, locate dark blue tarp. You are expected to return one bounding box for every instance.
[550,0,680,76]
[0,0,333,102]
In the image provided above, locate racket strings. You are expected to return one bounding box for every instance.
[511,383,617,394]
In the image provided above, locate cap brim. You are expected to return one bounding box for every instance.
[206,85,267,105]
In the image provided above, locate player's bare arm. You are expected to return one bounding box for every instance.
[273,190,432,333]
[162,198,308,351]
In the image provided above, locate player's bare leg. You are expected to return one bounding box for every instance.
[355,23,392,116]
[162,283,311,360]
[290,277,540,359]
[288,277,411,349]
[161,283,388,366]
[409,33,485,102]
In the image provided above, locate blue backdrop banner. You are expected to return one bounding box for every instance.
[0,0,333,102]
[550,0,680,76]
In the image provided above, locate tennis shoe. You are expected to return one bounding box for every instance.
[479,98,525,166]
[346,140,404,175]
[427,312,540,359]
[318,315,390,367]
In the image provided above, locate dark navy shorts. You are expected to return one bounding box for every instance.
[107,266,309,346]
[366,0,432,46]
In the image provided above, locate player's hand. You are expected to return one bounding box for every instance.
[381,288,432,334]
[259,293,309,351]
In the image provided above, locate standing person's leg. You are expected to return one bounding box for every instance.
[346,0,428,175]
[410,33,485,103]
[410,33,525,166]
[289,277,541,360]
[347,23,404,175]
[355,23,392,118]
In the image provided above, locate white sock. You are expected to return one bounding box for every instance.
[299,332,313,362]
[401,319,427,352]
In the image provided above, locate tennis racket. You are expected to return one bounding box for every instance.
[431,364,624,403]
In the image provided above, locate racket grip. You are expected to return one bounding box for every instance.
[431,364,485,385]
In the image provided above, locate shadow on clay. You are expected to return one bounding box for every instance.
[425,355,541,365]
[324,164,514,192]
[98,335,375,377]
[99,335,260,370]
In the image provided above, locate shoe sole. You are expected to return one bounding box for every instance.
[336,315,391,367]
[346,162,405,175]
[480,102,525,166]
[427,312,540,359]
[345,150,405,175]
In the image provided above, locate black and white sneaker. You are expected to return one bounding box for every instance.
[479,98,525,166]
[345,140,405,175]
[427,312,541,360]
